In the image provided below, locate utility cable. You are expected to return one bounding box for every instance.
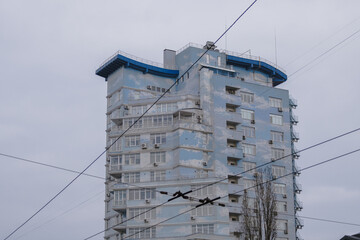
[288,28,360,77]
[84,148,360,240]
[0,152,174,196]
[0,153,104,180]
[3,1,260,239]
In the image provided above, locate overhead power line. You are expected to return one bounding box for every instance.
[0,153,104,180]
[84,147,360,240]
[2,1,259,239]
[299,216,360,227]
[289,28,360,77]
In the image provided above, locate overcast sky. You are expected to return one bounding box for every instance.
[1,0,359,239]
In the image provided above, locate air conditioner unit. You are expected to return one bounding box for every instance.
[241,77,245,81]
[145,199,151,204]
[251,120,255,124]
[269,140,273,144]
[124,105,129,110]
[106,193,110,197]
[197,115,202,123]
[191,216,196,220]
[271,158,276,162]
[284,229,288,234]
[242,135,246,140]
[202,162,207,166]
[141,143,147,149]
[195,100,200,106]
[144,219,149,223]
[154,144,160,148]
[147,85,151,90]
[230,180,236,184]
[230,162,236,166]
[153,162,158,167]
[243,153,246,158]
[278,107,283,112]
[283,194,287,199]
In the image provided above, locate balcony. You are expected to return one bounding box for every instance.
[289,97,298,109]
[292,147,300,159]
[294,182,302,194]
[108,165,122,178]
[291,131,300,142]
[113,200,127,211]
[295,200,303,211]
[295,216,304,229]
[290,114,299,125]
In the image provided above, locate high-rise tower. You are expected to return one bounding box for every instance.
[96,42,302,240]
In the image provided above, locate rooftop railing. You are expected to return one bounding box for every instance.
[99,49,177,70]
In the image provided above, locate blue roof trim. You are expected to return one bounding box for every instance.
[96,54,179,79]
[226,55,287,87]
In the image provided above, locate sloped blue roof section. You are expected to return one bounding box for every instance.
[226,55,287,87]
[96,52,179,79]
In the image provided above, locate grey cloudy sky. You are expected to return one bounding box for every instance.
[1,0,359,239]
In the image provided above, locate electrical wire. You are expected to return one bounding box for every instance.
[0,153,104,180]
[2,1,259,239]
[87,148,360,240]
[0,152,174,196]
[288,28,360,77]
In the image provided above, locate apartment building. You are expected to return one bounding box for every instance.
[96,42,302,240]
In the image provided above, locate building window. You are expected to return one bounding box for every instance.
[128,208,156,220]
[276,220,288,233]
[150,133,166,144]
[271,131,284,142]
[131,105,147,115]
[274,183,286,194]
[243,179,255,190]
[276,201,287,213]
[155,103,177,113]
[150,152,166,164]
[243,161,256,174]
[129,188,156,200]
[269,97,282,108]
[240,91,254,103]
[191,185,214,197]
[272,166,285,178]
[110,155,122,171]
[241,109,255,121]
[217,56,221,66]
[114,190,126,206]
[192,224,214,234]
[271,148,285,160]
[124,153,140,165]
[150,171,166,181]
[129,227,156,239]
[227,139,239,148]
[109,138,121,152]
[123,172,140,183]
[243,126,255,138]
[125,135,140,147]
[123,117,143,129]
[191,205,214,216]
[270,114,283,125]
[243,144,256,155]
